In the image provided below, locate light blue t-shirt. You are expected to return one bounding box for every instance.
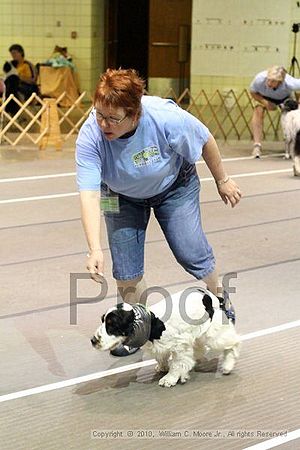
[250,71,300,101]
[76,95,210,199]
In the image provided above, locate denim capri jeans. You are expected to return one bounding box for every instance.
[103,161,215,281]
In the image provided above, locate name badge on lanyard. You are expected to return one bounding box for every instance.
[100,185,120,213]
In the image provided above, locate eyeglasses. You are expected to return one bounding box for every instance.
[95,110,127,125]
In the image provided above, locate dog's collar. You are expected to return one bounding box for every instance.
[123,304,152,348]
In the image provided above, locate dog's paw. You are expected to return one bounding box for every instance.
[158,374,178,387]
[222,344,240,375]
[283,154,291,160]
[155,364,168,373]
[222,366,232,375]
[179,373,190,384]
[222,351,236,375]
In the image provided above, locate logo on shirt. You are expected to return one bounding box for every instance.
[132,146,161,167]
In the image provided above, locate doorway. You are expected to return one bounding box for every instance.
[105,0,149,81]
[105,0,192,94]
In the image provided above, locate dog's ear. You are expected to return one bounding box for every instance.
[284,99,298,111]
[202,294,214,320]
[105,309,135,336]
[3,61,11,73]
[120,310,135,335]
[149,312,166,341]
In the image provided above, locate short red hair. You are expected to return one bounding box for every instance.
[93,68,145,118]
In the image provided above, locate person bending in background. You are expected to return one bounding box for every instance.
[76,68,242,357]
[250,65,300,158]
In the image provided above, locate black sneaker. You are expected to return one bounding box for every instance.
[110,344,140,357]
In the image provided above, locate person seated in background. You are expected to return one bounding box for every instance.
[9,44,38,100]
[2,60,20,115]
[249,65,300,158]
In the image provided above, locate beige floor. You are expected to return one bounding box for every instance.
[0,140,299,450]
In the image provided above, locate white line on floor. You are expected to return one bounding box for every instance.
[0,153,286,184]
[0,319,299,404]
[0,168,293,204]
[0,172,76,183]
[0,192,78,204]
[243,428,300,450]
[196,154,285,164]
[0,360,156,404]
[201,168,292,182]
[239,319,300,341]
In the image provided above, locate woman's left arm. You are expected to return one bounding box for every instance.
[202,134,242,208]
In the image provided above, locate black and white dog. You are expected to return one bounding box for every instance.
[2,61,20,116]
[91,288,240,387]
[280,98,300,176]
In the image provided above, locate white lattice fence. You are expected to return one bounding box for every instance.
[159,87,282,141]
[0,89,282,147]
[0,91,92,149]
[0,93,48,146]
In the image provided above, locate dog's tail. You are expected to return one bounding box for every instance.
[295,130,300,156]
